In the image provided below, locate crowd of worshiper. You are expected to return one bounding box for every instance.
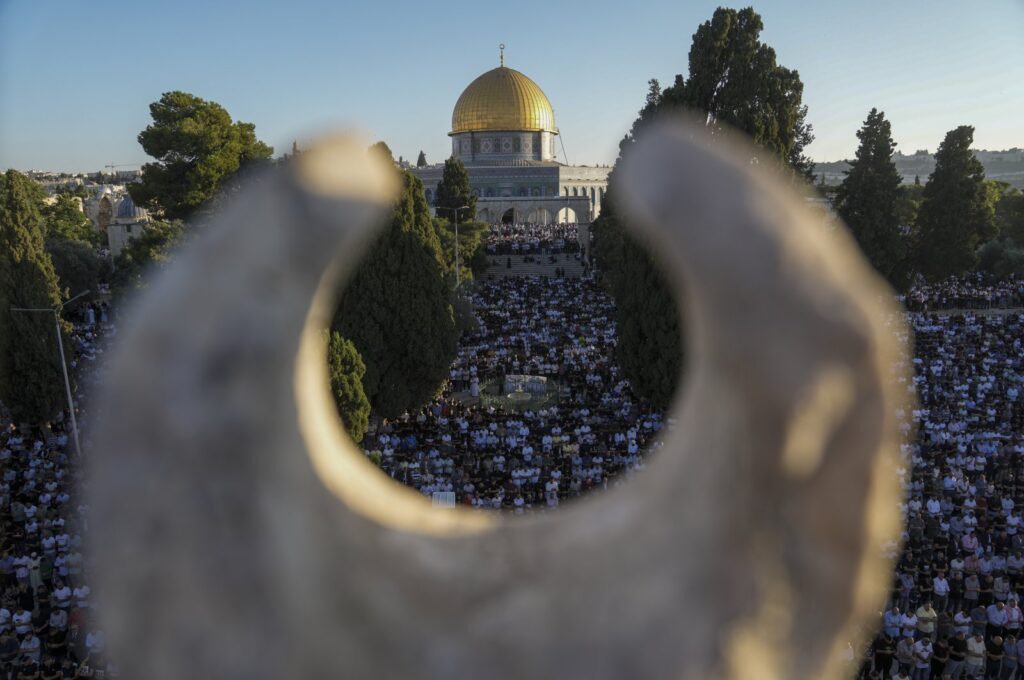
[364,270,665,512]
[901,274,1024,313]
[3,236,1024,678]
[847,304,1024,679]
[1,308,116,679]
[483,222,580,256]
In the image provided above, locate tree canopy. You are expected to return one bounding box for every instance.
[835,109,910,288]
[327,332,371,444]
[0,170,67,423]
[370,141,395,164]
[332,170,457,419]
[652,6,815,179]
[110,219,185,292]
[416,150,428,167]
[46,238,106,301]
[592,208,682,410]
[593,6,814,408]
[992,183,1024,245]
[435,157,476,219]
[433,218,489,285]
[44,194,100,246]
[129,91,273,220]
[915,126,996,280]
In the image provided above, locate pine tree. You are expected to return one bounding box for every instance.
[435,157,476,219]
[916,126,996,280]
[130,91,273,220]
[327,332,370,444]
[416,150,428,167]
[332,170,457,418]
[0,170,67,423]
[835,109,908,287]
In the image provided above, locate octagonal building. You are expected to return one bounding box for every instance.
[412,51,608,225]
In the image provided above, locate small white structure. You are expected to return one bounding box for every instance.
[504,374,547,395]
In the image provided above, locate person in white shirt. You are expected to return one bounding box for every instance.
[19,633,40,663]
[85,629,105,655]
[12,608,31,636]
[48,608,68,631]
[934,572,951,613]
[912,638,932,677]
[73,584,91,609]
[901,611,919,638]
[954,609,973,635]
[966,633,987,675]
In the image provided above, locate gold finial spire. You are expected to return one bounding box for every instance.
[499,43,505,67]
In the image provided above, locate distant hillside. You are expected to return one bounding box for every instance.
[814,149,1024,189]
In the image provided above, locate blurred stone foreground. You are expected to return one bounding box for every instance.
[88,120,907,679]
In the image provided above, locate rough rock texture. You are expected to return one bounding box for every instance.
[90,123,906,679]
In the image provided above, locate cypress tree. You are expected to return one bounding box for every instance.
[327,332,371,444]
[416,150,428,168]
[435,157,476,219]
[593,6,815,408]
[835,109,908,288]
[916,126,996,280]
[0,170,67,423]
[333,170,457,418]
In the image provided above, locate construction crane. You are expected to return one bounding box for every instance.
[103,163,139,174]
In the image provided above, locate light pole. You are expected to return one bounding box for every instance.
[437,205,469,288]
[11,289,90,457]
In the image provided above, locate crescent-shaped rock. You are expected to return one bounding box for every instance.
[90,122,906,679]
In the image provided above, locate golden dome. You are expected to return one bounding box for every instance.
[450,66,557,135]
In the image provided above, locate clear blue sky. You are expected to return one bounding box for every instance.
[1,0,1021,173]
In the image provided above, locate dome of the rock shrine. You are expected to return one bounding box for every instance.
[450,66,556,135]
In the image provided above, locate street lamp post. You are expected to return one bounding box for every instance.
[437,205,470,288]
[10,289,90,457]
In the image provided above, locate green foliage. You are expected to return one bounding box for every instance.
[44,193,101,246]
[592,204,682,410]
[0,170,66,423]
[46,238,106,300]
[435,157,476,219]
[110,219,185,292]
[130,91,273,220]
[666,6,815,179]
[332,170,457,419]
[416,150,427,168]
[370,141,395,164]
[835,109,911,288]
[977,239,1024,278]
[592,6,813,406]
[991,183,1024,245]
[916,126,996,280]
[433,217,489,283]
[326,332,371,444]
